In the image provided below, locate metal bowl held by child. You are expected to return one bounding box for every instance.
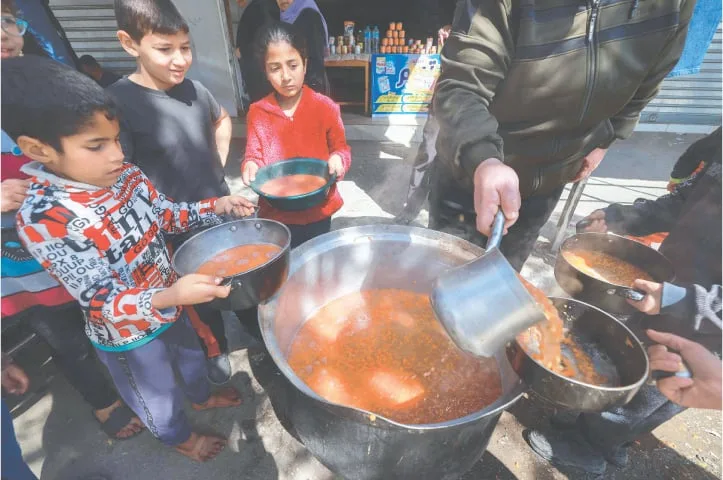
[554,232,675,315]
[258,225,525,480]
[250,158,336,211]
[507,297,649,412]
[172,219,291,311]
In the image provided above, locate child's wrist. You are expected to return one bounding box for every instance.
[151,288,175,310]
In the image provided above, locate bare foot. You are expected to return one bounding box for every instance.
[175,432,226,462]
[192,387,242,411]
[95,400,144,439]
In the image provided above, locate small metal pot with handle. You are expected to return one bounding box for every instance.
[554,233,675,315]
[172,219,291,311]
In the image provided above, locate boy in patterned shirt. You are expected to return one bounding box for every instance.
[3,55,253,462]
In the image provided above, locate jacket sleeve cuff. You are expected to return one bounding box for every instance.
[610,114,641,142]
[141,289,181,324]
[660,282,695,320]
[460,141,505,178]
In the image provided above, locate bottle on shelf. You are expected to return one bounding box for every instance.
[372,25,380,53]
[364,26,371,54]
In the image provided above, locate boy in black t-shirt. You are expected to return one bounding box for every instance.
[108,0,247,383]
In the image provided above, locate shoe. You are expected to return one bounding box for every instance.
[550,410,580,429]
[604,445,630,468]
[526,428,607,475]
[206,353,232,385]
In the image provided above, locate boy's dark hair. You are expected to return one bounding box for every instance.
[1,0,17,15]
[78,54,102,69]
[255,21,308,68]
[114,0,189,43]
[1,55,117,152]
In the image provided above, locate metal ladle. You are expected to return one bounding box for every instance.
[431,211,547,357]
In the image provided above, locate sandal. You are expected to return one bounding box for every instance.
[192,387,242,411]
[175,432,226,462]
[98,404,144,440]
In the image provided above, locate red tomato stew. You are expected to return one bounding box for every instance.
[196,244,282,277]
[287,289,503,424]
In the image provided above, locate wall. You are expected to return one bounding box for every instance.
[175,0,242,116]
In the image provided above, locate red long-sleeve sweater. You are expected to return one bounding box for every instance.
[242,86,352,225]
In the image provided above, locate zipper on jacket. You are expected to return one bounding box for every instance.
[579,0,600,123]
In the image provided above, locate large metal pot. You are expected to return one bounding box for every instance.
[258,225,525,480]
[173,219,291,311]
[555,233,674,314]
[507,297,649,412]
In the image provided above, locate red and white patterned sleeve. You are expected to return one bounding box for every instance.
[17,222,179,330]
[143,175,219,235]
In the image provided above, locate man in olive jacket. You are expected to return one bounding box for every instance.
[431,0,695,270]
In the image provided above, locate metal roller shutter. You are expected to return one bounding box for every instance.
[641,24,722,126]
[49,0,135,75]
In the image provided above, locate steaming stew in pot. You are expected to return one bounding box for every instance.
[517,277,617,386]
[196,244,281,277]
[562,249,653,286]
[287,289,502,424]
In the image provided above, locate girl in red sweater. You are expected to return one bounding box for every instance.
[242,22,351,247]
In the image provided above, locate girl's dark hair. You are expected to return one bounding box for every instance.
[1,55,118,152]
[255,21,308,68]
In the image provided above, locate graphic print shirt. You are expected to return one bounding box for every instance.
[16,163,219,351]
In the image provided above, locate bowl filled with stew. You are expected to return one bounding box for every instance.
[250,158,336,211]
[554,232,675,315]
[172,219,291,311]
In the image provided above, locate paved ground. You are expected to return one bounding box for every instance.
[7,131,721,480]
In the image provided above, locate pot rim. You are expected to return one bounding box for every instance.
[512,296,650,393]
[558,232,675,288]
[172,218,291,279]
[259,224,526,430]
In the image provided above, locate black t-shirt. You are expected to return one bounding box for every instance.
[99,70,121,88]
[107,78,231,203]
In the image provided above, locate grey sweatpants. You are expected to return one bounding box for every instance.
[95,313,211,446]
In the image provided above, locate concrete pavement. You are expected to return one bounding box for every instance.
[7,131,721,480]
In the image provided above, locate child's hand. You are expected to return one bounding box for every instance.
[627,279,663,314]
[216,195,256,217]
[1,363,30,396]
[576,210,607,233]
[647,329,722,410]
[242,162,259,186]
[328,154,345,177]
[1,178,30,213]
[154,274,231,309]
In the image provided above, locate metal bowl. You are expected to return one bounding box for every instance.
[172,219,291,311]
[555,232,675,314]
[258,225,525,480]
[506,297,649,412]
[250,158,336,211]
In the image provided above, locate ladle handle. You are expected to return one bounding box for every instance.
[486,210,506,251]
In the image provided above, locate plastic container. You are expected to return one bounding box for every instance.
[372,26,380,53]
[344,21,355,45]
[250,158,336,212]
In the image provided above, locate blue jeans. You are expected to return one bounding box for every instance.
[2,399,38,480]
